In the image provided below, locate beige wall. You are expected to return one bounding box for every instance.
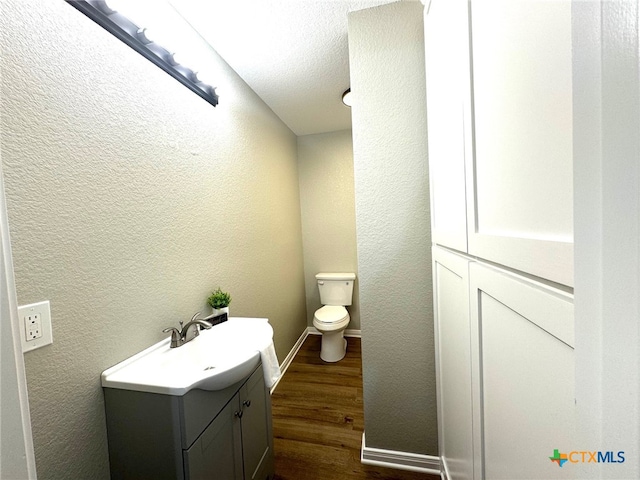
[1,2,307,478]
[297,130,360,329]
[349,2,438,456]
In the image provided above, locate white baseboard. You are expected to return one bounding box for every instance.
[441,457,450,480]
[361,433,441,476]
[270,327,309,393]
[308,326,362,337]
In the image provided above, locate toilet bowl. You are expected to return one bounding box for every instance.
[313,305,350,362]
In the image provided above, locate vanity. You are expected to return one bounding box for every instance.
[101,317,276,480]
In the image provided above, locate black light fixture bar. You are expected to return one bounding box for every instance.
[342,88,352,107]
[65,0,218,107]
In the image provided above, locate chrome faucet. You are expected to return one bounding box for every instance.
[163,312,213,348]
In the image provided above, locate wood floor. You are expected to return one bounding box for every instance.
[271,335,440,480]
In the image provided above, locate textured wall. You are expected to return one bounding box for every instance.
[297,130,360,329]
[348,2,438,455]
[1,1,306,478]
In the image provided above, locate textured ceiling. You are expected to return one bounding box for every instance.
[172,0,398,136]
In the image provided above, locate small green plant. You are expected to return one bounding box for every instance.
[207,287,231,309]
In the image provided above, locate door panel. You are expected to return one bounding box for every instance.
[241,367,273,480]
[425,0,469,252]
[183,399,243,480]
[466,0,573,286]
[433,247,473,480]
[470,263,574,479]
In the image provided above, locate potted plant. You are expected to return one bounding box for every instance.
[207,287,231,317]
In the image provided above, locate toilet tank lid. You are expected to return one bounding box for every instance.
[316,272,356,281]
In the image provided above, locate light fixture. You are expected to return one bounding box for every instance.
[342,88,353,107]
[65,0,218,107]
[135,27,154,44]
[167,52,182,66]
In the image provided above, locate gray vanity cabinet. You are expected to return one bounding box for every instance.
[104,363,274,480]
[183,365,273,480]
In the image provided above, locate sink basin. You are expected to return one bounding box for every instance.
[102,317,274,396]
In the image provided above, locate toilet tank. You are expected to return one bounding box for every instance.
[316,273,356,306]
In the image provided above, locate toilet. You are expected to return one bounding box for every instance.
[312,272,356,362]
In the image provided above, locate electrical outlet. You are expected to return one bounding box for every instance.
[25,312,42,340]
[18,301,53,353]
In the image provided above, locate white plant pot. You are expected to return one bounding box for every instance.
[211,306,229,317]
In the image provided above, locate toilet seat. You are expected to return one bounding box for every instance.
[313,306,349,332]
[314,305,348,323]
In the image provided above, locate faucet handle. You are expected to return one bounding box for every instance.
[162,327,181,348]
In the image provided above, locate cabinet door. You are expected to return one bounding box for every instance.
[470,263,574,479]
[183,399,243,480]
[466,0,573,286]
[432,247,473,480]
[424,0,469,252]
[240,367,274,480]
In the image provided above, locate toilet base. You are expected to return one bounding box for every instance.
[320,332,347,363]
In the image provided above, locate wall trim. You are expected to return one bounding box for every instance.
[307,326,362,337]
[361,433,441,475]
[270,327,308,393]
[1,155,38,477]
[441,457,450,480]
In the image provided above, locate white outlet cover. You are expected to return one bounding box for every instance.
[18,300,53,353]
